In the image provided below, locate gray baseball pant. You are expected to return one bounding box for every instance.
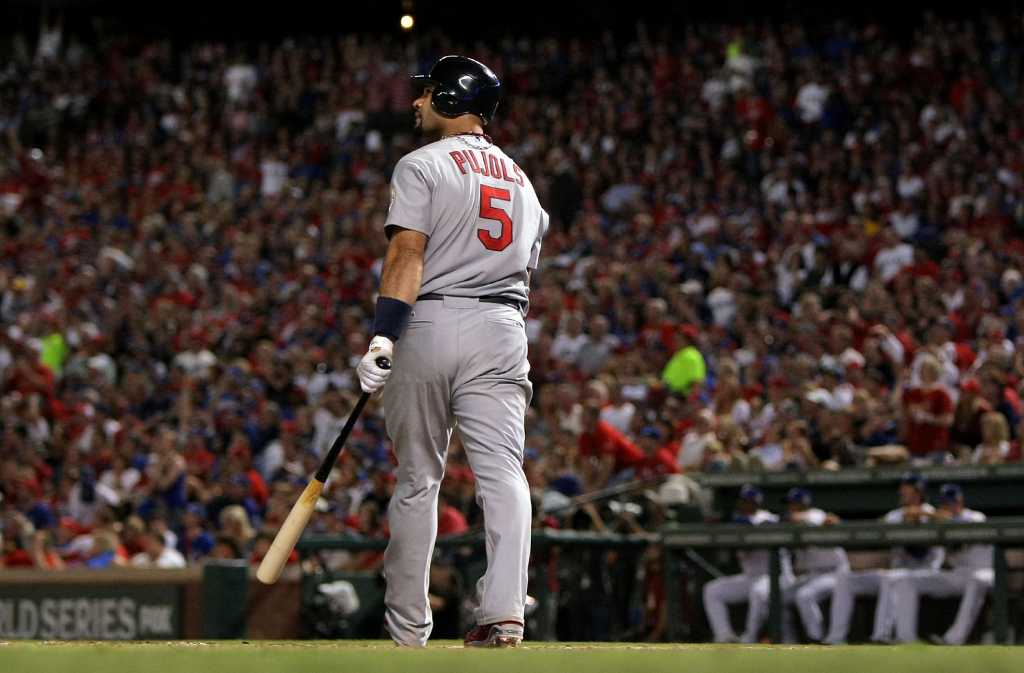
[380,296,532,646]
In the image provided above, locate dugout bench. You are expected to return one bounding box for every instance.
[662,517,1024,644]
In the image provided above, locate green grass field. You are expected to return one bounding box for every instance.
[1,641,1022,673]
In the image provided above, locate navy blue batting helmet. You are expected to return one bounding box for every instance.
[785,487,812,507]
[900,471,926,492]
[738,484,763,505]
[939,483,963,503]
[411,55,502,125]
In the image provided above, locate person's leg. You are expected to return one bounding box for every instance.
[944,568,994,645]
[824,570,880,644]
[892,571,959,643]
[740,575,770,643]
[742,573,795,643]
[381,306,454,647]
[795,572,838,642]
[703,575,753,642]
[452,301,533,629]
[871,569,906,642]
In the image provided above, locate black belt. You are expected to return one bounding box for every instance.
[417,293,525,312]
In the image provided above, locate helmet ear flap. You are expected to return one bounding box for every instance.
[430,89,459,118]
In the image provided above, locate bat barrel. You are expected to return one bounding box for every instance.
[256,479,324,584]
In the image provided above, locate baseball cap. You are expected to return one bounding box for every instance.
[640,425,664,441]
[784,487,812,507]
[900,471,926,492]
[939,483,963,503]
[738,484,763,504]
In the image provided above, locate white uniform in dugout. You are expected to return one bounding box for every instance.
[823,503,944,644]
[788,507,850,642]
[703,505,795,643]
[380,132,548,646]
[887,490,993,644]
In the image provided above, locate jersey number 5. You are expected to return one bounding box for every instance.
[478,185,513,252]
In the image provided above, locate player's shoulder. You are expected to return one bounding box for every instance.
[396,144,440,168]
[805,508,827,525]
[964,508,986,522]
[391,147,442,187]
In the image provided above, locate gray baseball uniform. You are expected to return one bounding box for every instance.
[380,133,548,646]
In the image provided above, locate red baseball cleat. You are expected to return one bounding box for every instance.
[463,621,524,648]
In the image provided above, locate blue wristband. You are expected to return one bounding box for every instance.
[372,296,413,342]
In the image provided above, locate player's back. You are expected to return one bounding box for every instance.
[386,134,548,307]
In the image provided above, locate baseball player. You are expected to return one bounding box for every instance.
[703,485,795,643]
[823,473,944,644]
[887,484,993,644]
[356,55,549,648]
[783,488,850,643]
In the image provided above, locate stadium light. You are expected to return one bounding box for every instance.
[400,14,415,31]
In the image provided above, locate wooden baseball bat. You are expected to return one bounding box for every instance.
[256,357,390,584]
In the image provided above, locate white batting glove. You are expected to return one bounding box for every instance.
[357,336,394,394]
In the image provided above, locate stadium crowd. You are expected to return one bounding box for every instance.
[1,11,1024,574]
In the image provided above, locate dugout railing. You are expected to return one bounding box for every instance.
[661,517,1024,644]
[692,464,1024,519]
[295,518,1024,644]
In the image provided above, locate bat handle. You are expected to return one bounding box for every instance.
[375,356,392,370]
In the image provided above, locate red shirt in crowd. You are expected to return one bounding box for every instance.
[578,421,645,471]
[637,447,681,479]
[437,504,469,537]
[902,386,954,456]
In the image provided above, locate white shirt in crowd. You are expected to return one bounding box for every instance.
[551,332,590,365]
[749,441,784,471]
[131,546,186,569]
[224,63,257,102]
[678,430,715,470]
[889,209,920,240]
[707,287,737,327]
[173,348,218,379]
[874,242,914,283]
[260,158,288,197]
[897,174,925,200]
[796,81,830,123]
[600,402,635,434]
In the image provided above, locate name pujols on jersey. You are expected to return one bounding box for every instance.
[448,150,525,186]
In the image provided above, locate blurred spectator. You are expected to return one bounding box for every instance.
[661,326,706,396]
[972,412,1012,464]
[130,528,186,568]
[210,536,244,561]
[902,356,955,464]
[218,504,256,557]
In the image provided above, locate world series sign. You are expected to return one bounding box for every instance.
[0,584,181,640]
